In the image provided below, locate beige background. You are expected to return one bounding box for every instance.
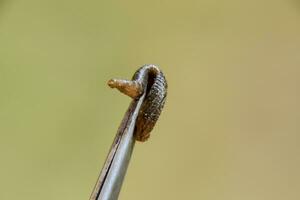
[0,0,299,199]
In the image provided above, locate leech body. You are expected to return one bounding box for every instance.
[89,65,167,200]
[108,64,167,142]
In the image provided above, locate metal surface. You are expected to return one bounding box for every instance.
[90,92,146,200]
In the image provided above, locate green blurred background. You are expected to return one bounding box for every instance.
[0,0,299,199]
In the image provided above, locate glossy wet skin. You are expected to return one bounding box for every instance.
[108,65,167,141]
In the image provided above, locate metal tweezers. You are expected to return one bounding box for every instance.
[89,90,146,200]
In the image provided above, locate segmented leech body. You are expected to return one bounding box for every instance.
[133,65,168,141]
[108,64,167,142]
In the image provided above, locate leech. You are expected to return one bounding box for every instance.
[89,65,168,200]
[107,64,168,142]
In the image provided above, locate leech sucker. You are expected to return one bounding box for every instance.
[108,64,167,142]
[107,79,142,99]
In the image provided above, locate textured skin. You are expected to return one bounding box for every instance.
[132,65,168,142]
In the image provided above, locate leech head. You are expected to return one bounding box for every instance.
[107,78,143,99]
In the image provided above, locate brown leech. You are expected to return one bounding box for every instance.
[90,65,167,200]
[108,64,168,141]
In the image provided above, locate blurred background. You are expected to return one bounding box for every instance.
[0,0,299,199]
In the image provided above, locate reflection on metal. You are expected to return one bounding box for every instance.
[89,93,146,200]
